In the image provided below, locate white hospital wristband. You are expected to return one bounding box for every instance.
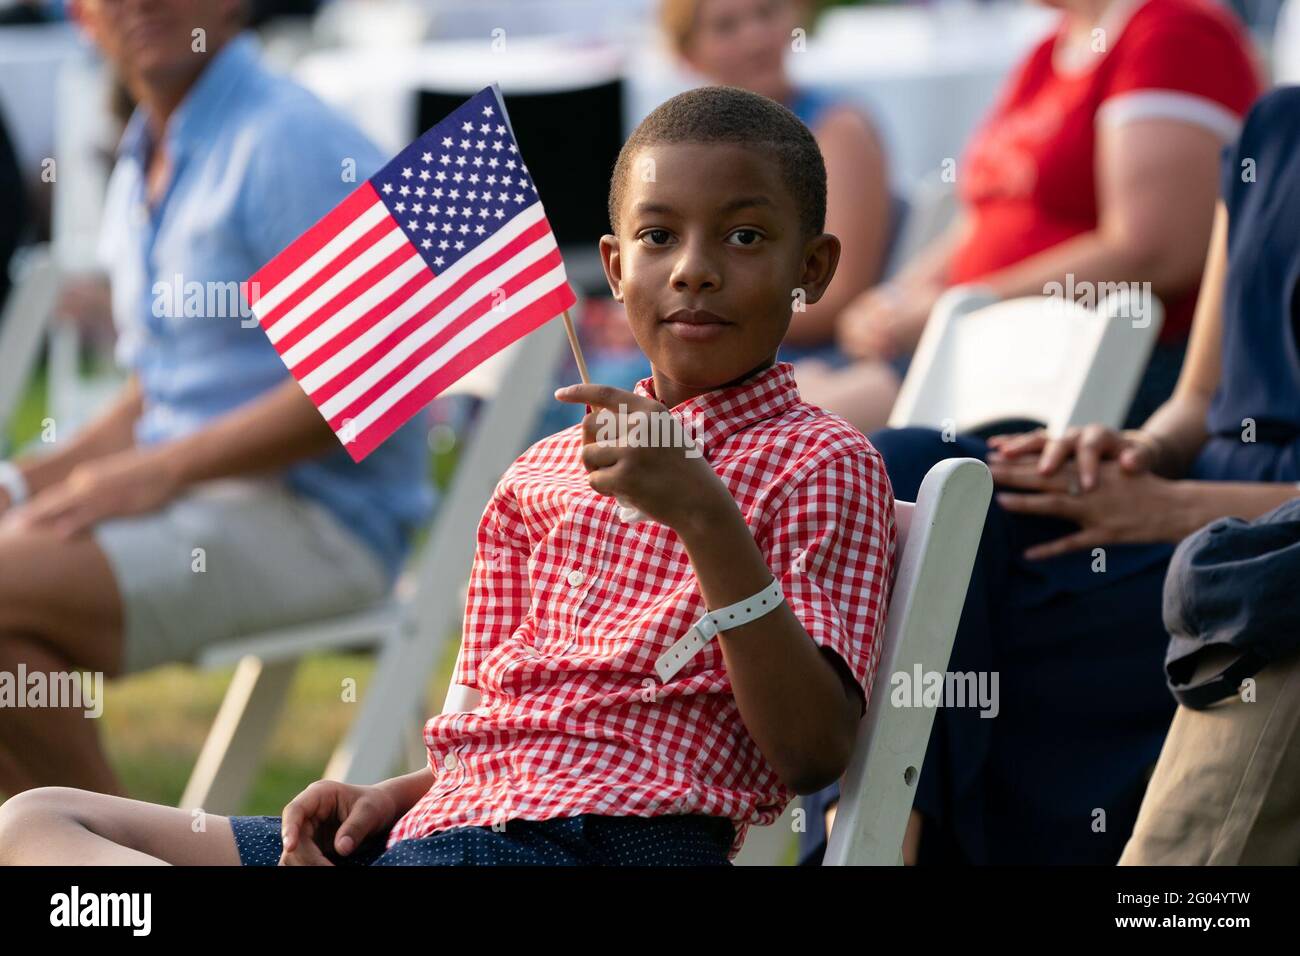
[0,461,29,507]
[654,577,785,681]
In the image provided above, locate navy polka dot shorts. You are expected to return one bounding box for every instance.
[228,813,735,866]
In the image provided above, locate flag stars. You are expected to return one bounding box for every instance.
[381,182,393,194]
[401,167,413,179]
[421,238,432,249]
[434,256,444,267]
[459,138,471,150]
[394,201,406,213]
[399,184,410,196]
[441,136,453,148]
[419,169,431,181]
[455,239,466,250]
[483,104,494,116]
[439,154,451,165]
[408,219,419,230]
[474,224,486,235]
[421,151,432,163]
[462,120,473,132]
[415,186,426,197]
[491,140,503,152]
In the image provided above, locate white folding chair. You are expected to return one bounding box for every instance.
[889,285,1165,434]
[0,244,59,448]
[823,456,990,865]
[438,457,992,867]
[178,316,571,813]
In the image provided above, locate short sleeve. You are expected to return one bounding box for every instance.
[1098,4,1259,141]
[762,448,897,714]
[453,464,533,688]
[239,95,389,270]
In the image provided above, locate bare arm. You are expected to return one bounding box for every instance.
[977,118,1224,304]
[153,376,340,488]
[1136,200,1228,477]
[786,108,892,345]
[677,488,862,795]
[9,376,143,498]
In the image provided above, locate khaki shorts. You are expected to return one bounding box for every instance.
[1120,648,1300,865]
[93,478,390,675]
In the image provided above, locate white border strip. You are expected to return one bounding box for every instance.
[1097,90,1241,142]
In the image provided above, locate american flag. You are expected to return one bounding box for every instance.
[245,85,576,462]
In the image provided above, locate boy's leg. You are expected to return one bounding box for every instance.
[0,787,241,865]
[0,525,126,795]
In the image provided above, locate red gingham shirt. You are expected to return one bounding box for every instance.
[386,360,897,856]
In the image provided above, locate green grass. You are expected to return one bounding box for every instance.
[5,369,466,813]
[103,644,459,814]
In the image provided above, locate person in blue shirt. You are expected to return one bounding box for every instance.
[0,0,433,796]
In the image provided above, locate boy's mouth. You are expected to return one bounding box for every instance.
[661,308,733,343]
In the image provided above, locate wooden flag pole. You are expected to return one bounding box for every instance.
[557,307,647,524]
[560,309,591,386]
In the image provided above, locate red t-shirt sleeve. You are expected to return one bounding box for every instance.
[1104,1,1259,120]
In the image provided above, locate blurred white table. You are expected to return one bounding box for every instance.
[298,2,1055,191]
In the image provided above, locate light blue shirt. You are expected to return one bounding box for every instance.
[99,32,434,583]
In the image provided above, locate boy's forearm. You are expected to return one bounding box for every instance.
[376,767,436,816]
[675,494,860,794]
[14,377,143,494]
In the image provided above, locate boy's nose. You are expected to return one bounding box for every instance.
[669,244,721,294]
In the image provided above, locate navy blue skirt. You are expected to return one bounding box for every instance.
[229,813,735,866]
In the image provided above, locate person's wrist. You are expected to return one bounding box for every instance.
[675,478,742,546]
[1165,479,1210,542]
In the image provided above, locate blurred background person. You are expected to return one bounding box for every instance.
[662,0,895,362]
[803,65,1298,870]
[0,0,432,797]
[796,0,1261,434]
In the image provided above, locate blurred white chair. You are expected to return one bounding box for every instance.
[823,457,990,865]
[439,458,992,867]
[889,285,1165,434]
[179,317,571,814]
[0,244,59,448]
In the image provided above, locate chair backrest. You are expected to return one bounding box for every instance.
[0,244,59,448]
[823,456,991,865]
[889,285,1164,435]
[883,174,957,279]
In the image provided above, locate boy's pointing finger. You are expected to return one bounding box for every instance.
[554,383,644,411]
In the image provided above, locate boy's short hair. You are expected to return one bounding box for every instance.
[607,86,827,240]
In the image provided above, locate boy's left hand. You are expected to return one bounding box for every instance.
[555,383,734,533]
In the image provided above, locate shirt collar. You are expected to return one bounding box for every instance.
[633,360,802,456]
[116,31,261,165]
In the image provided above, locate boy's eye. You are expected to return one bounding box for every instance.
[639,229,673,247]
[726,228,764,247]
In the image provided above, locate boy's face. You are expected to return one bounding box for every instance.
[600,141,839,398]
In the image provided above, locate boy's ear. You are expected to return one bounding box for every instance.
[799,233,841,306]
[598,233,624,302]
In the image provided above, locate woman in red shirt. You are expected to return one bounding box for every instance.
[798,0,1260,434]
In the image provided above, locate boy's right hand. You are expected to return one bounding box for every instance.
[279,780,399,866]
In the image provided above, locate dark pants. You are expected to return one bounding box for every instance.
[800,428,1177,865]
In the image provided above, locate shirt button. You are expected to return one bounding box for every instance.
[443,752,458,771]
[566,569,585,588]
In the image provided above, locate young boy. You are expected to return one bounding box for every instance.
[0,86,896,866]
